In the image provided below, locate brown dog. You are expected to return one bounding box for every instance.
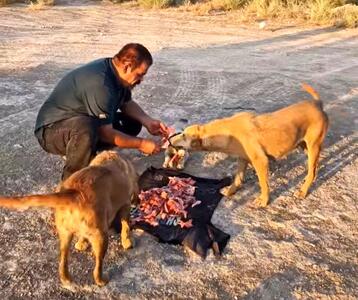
[170,84,328,207]
[0,150,138,287]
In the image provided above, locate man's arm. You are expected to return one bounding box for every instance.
[121,100,169,136]
[98,124,160,154]
[121,100,152,127]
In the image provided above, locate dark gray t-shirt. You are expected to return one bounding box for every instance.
[35,58,131,132]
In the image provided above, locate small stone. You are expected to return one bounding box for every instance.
[259,21,267,29]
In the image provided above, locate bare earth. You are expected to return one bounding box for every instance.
[0,1,357,299]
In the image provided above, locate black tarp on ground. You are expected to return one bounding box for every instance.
[129,167,232,258]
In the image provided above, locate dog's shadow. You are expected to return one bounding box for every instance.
[267,94,357,203]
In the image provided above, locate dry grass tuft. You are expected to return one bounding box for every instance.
[138,0,176,8]
[1,0,357,28]
[29,0,55,8]
[0,0,21,6]
[137,0,358,27]
[331,3,358,27]
[1,0,55,6]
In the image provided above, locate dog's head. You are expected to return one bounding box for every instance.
[169,124,204,150]
[91,150,139,200]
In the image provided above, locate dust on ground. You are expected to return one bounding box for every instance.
[0,1,357,299]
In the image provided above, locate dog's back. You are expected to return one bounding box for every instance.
[253,84,328,159]
[59,151,138,230]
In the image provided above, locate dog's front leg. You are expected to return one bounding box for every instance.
[251,155,270,207]
[176,149,188,170]
[221,159,248,197]
[119,205,134,250]
[162,150,171,168]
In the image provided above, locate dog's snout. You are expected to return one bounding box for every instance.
[168,132,183,147]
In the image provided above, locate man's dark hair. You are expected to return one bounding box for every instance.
[114,43,153,69]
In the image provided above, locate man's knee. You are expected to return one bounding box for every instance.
[70,116,99,151]
[113,112,142,136]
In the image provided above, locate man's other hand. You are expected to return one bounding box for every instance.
[139,139,161,155]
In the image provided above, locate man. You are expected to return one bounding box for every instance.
[35,43,168,180]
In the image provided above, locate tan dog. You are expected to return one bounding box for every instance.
[170,84,328,207]
[0,150,138,287]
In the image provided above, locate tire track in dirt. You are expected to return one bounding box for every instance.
[206,72,226,107]
[1,3,358,299]
[172,69,199,106]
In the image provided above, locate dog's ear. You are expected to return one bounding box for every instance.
[190,138,202,149]
[184,124,203,149]
[185,124,202,137]
[196,125,205,136]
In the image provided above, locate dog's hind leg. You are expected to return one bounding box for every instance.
[58,230,73,286]
[118,204,134,250]
[295,142,321,199]
[220,159,248,197]
[89,230,109,287]
[75,237,89,251]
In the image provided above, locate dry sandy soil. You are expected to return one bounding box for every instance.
[0,1,357,299]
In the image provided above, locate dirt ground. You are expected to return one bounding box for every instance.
[0,1,357,299]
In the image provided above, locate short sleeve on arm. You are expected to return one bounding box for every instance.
[122,88,132,105]
[84,86,116,126]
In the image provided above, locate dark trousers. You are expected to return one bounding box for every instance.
[35,112,142,180]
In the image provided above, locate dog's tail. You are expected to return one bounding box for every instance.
[0,190,80,210]
[302,83,320,101]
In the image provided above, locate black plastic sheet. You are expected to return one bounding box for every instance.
[129,167,231,258]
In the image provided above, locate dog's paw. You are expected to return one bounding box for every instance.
[60,277,75,290]
[294,189,307,199]
[75,239,89,251]
[95,275,109,287]
[220,186,235,198]
[176,163,184,170]
[122,237,134,250]
[61,282,77,292]
[252,197,268,208]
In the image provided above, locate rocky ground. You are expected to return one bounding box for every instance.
[0,1,357,299]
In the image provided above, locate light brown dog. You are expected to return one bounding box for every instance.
[0,150,138,287]
[170,84,328,207]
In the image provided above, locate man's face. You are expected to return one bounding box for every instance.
[122,62,149,89]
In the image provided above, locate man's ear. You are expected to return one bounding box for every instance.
[123,61,133,74]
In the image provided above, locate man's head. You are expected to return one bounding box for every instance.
[112,43,153,89]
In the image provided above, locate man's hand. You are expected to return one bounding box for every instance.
[139,138,161,155]
[144,118,169,137]
[99,124,161,154]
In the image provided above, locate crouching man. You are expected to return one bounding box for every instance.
[35,43,168,180]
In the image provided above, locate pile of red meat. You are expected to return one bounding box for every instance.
[131,177,201,228]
